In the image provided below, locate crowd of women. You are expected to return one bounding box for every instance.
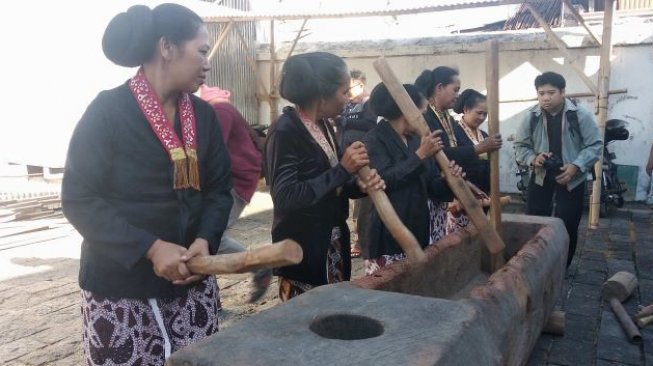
[62,4,502,365]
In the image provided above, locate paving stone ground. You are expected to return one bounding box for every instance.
[1,191,652,365]
[526,204,653,366]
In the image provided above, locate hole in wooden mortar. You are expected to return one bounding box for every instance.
[309,314,384,340]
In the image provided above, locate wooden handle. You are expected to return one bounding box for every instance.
[486,39,502,236]
[635,303,653,319]
[372,57,506,265]
[187,239,303,275]
[542,310,565,335]
[636,314,653,329]
[610,297,642,344]
[358,166,427,264]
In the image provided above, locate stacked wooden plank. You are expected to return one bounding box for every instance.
[0,194,63,222]
[0,218,74,251]
[0,195,72,250]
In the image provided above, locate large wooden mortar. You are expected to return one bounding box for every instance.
[167,214,568,366]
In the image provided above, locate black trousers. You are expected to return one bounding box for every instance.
[526,172,585,267]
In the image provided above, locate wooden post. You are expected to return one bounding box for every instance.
[486,39,502,236]
[562,0,602,46]
[373,57,505,271]
[525,3,599,96]
[207,22,234,62]
[589,0,615,228]
[269,20,279,123]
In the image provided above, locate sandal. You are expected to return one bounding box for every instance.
[351,246,362,258]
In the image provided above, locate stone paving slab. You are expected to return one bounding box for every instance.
[526,205,653,366]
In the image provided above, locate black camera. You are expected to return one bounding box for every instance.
[541,154,564,172]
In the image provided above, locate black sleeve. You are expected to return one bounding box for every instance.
[365,134,424,191]
[443,145,478,168]
[62,96,158,270]
[341,177,367,200]
[345,116,376,133]
[266,127,352,212]
[196,110,234,255]
[423,161,454,202]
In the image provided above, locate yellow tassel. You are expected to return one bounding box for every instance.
[171,147,191,190]
[186,148,201,191]
[173,158,190,189]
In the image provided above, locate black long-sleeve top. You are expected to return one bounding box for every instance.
[62,82,233,299]
[363,120,453,259]
[453,127,491,193]
[265,107,365,286]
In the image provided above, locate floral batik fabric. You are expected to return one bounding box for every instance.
[428,199,448,245]
[81,276,219,366]
[364,253,407,276]
[446,211,472,235]
[279,228,344,302]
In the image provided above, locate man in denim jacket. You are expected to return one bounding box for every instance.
[514,72,602,267]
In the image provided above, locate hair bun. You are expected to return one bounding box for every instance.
[102,5,156,67]
[279,56,320,106]
[414,69,433,97]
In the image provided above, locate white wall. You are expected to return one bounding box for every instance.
[256,23,653,200]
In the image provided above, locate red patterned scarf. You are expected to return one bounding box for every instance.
[129,69,200,190]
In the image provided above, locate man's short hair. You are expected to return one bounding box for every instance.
[534,72,566,90]
[350,69,366,82]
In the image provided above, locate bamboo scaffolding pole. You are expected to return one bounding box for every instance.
[589,0,616,228]
[562,0,602,46]
[274,19,309,91]
[501,89,626,104]
[234,25,271,103]
[269,20,279,123]
[207,21,234,62]
[525,3,599,96]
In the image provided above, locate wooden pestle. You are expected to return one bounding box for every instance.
[187,239,303,275]
[602,271,642,343]
[357,166,427,264]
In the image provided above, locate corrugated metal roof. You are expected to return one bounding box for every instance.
[203,0,525,22]
[619,0,653,9]
[504,0,562,30]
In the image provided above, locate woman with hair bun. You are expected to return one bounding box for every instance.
[447,89,503,233]
[363,83,461,274]
[453,89,503,193]
[62,4,231,365]
[266,52,384,301]
[414,66,477,243]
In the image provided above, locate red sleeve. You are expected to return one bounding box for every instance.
[212,104,236,145]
